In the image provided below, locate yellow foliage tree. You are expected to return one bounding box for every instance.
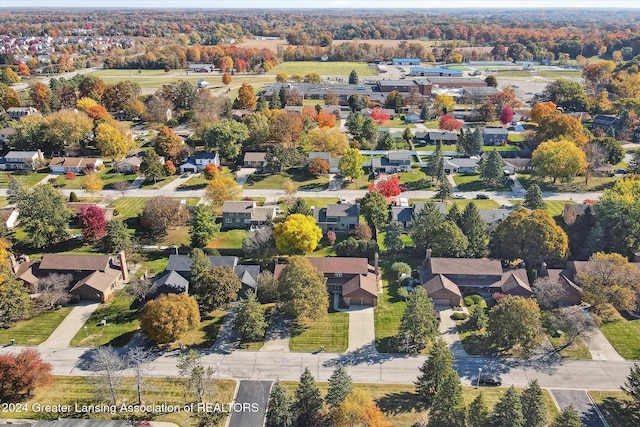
[94,121,135,160]
[283,178,298,199]
[530,101,559,123]
[532,139,587,183]
[76,97,99,112]
[276,73,288,82]
[333,390,391,427]
[0,238,12,266]
[205,175,241,208]
[538,114,588,145]
[317,109,337,128]
[139,293,200,343]
[309,127,349,156]
[82,173,104,196]
[237,83,256,110]
[273,214,322,254]
[434,94,455,114]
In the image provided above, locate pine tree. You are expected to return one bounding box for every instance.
[550,405,582,427]
[460,202,488,258]
[521,380,547,427]
[326,366,353,409]
[278,86,287,108]
[479,149,503,187]
[348,69,359,85]
[409,203,444,252]
[269,91,281,110]
[446,203,462,226]
[399,287,439,351]
[415,338,454,401]
[622,363,640,405]
[492,386,525,427]
[427,368,466,427]
[472,128,484,155]
[190,248,210,284]
[468,304,488,330]
[256,93,268,111]
[293,368,323,426]
[420,103,430,121]
[383,222,404,252]
[233,291,267,342]
[266,381,294,427]
[523,184,546,210]
[468,392,490,427]
[436,178,453,201]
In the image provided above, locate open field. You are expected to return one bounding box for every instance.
[0,307,73,346]
[268,61,377,76]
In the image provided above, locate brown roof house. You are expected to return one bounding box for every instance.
[563,203,593,225]
[419,249,532,306]
[13,252,129,302]
[274,257,379,307]
[49,157,103,174]
[538,262,583,307]
[65,202,115,223]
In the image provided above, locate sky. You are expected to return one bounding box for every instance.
[1,0,639,8]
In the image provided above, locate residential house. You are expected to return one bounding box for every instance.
[371,151,412,173]
[392,202,446,230]
[157,254,260,298]
[6,107,39,120]
[592,114,621,137]
[419,249,532,305]
[0,150,44,171]
[562,203,593,225]
[376,80,417,93]
[313,203,359,232]
[414,131,458,146]
[243,152,268,169]
[114,154,143,173]
[0,127,16,145]
[482,128,509,146]
[309,152,340,174]
[261,83,386,107]
[179,152,220,173]
[503,158,533,174]
[405,113,421,124]
[361,108,396,120]
[444,158,478,174]
[65,202,116,223]
[49,157,103,174]
[12,252,128,302]
[274,257,379,306]
[539,262,582,307]
[221,201,278,229]
[478,209,511,228]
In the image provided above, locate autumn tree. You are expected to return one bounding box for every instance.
[140,197,189,239]
[371,107,390,124]
[273,214,322,254]
[369,175,402,198]
[222,72,232,85]
[205,175,241,209]
[82,173,104,196]
[434,94,455,114]
[338,147,364,181]
[154,126,184,160]
[334,389,391,427]
[276,256,328,321]
[190,204,220,248]
[140,148,166,184]
[532,277,568,310]
[317,109,337,128]
[44,109,93,151]
[309,127,348,155]
[102,81,141,112]
[398,287,439,351]
[439,114,463,131]
[139,293,200,343]
[537,114,588,145]
[78,204,107,242]
[29,82,51,112]
[194,266,242,311]
[308,157,330,175]
[0,349,53,400]
[532,139,587,183]
[500,105,514,125]
[488,296,542,352]
[94,121,135,160]
[530,101,559,123]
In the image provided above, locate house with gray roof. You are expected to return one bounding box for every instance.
[221,201,278,229]
[371,151,412,173]
[313,203,360,232]
[482,127,509,146]
[0,150,44,171]
[444,157,478,174]
[592,114,621,137]
[414,131,458,145]
[391,202,446,230]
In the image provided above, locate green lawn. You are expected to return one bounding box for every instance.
[289,312,349,352]
[0,196,8,207]
[1,376,236,427]
[449,199,501,210]
[140,174,179,189]
[136,251,170,279]
[278,197,340,209]
[70,290,139,347]
[542,311,591,359]
[208,228,249,249]
[268,61,377,76]
[52,168,138,190]
[0,171,49,188]
[0,307,73,345]
[342,175,371,190]
[453,174,510,192]
[509,199,573,217]
[590,390,640,427]
[180,175,210,190]
[517,173,618,193]
[385,117,416,128]
[244,167,329,190]
[397,168,432,191]
[170,309,226,349]
[110,197,147,221]
[600,313,640,360]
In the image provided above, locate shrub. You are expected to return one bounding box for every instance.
[471,294,484,304]
[464,296,475,306]
[452,312,469,320]
[327,230,336,245]
[166,118,179,127]
[69,191,78,202]
[65,171,77,180]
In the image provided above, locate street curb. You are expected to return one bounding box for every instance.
[586,390,610,427]
[224,379,240,427]
[546,388,561,411]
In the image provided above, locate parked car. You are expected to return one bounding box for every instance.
[615,168,628,174]
[398,185,408,192]
[339,197,347,204]
[475,194,489,200]
[453,194,466,199]
[479,374,502,386]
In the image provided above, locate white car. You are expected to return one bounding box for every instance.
[453,194,466,199]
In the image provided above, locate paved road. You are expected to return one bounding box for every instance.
[551,389,607,427]
[227,381,272,427]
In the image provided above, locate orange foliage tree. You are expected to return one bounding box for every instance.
[222,72,232,86]
[371,107,390,124]
[0,348,53,399]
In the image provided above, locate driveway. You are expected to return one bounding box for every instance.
[437,306,469,359]
[210,310,240,354]
[346,306,376,353]
[235,168,256,186]
[587,329,625,361]
[39,301,100,347]
[261,312,292,352]
[551,389,607,427]
[328,174,343,191]
[227,381,273,427]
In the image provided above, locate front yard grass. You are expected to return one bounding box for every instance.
[0,307,73,345]
[208,228,249,249]
[408,198,500,210]
[542,311,591,359]
[0,196,8,207]
[169,309,226,349]
[397,168,432,191]
[510,199,573,217]
[244,167,329,190]
[599,311,640,360]
[0,171,49,188]
[1,376,236,426]
[590,390,639,427]
[52,168,138,190]
[70,290,139,347]
[453,174,510,192]
[110,197,147,222]
[289,311,348,353]
[140,174,179,189]
[517,173,618,193]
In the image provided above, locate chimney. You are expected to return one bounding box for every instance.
[539,262,548,277]
[118,251,129,281]
[9,254,19,274]
[374,252,379,275]
[425,248,432,260]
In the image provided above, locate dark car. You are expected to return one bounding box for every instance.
[475,194,489,200]
[399,185,408,192]
[479,374,502,386]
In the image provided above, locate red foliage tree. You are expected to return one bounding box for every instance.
[0,349,53,399]
[65,171,77,180]
[164,160,176,175]
[78,204,107,242]
[500,106,514,125]
[371,107,390,124]
[308,157,330,175]
[368,175,402,198]
[439,114,463,131]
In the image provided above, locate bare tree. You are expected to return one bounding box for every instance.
[550,307,598,346]
[255,271,277,304]
[91,346,125,405]
[126,347,154,404]
[584,142,608,185]
[113,180,131,198]
[38,273,72,309]
[242,225,275,260]
[532,277,568,310]
[176,349,217,404]
[128,278,153,302]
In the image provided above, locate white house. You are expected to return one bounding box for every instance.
[0,150,44,171]
[179,152,220,173]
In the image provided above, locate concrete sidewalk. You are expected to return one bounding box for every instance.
[261,312,292,352]
[587,329,625,361]
[39,301,100,347]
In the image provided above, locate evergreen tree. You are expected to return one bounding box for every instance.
[622,363,640,405]
[472,127,484,155]
[479,149,503,187]
[468,392,490,427]
[523,184,546,210]
[103,219,132,253]
[492,386,525,427]
[190,248,210,284]
[420,103,430,121]
[399,287,439,351]
[521,380,547,427]
[360,192,389,231]
[286,198,312,217]
[446,203,462,226]
[190,205,220,248]
[468,304,488,330]
[460,202,488,258]
[326,366,353,409]
[361,118,378,145]
[348,69,359,85]
[550,405,582,427]
[346,111,365,137]
[256,93,268,111]
[427,142,446,183]
[266,381,294,427]
[409,203,443,252]
[427,368,466,427]
[377,133,396,150]
[415,338,454,401]
[233,291,267,342]
[140,150,166,184]
[436,178,453,201]
[383,222,404,252]
[269,91,281,110]
[278,86,287,108]
[293,368,323,426]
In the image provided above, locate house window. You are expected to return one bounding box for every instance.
[334,273,342,278]
[457,274,466,279]
[225,218,231,223]
[478,275,487,279]
[235,218,241,223]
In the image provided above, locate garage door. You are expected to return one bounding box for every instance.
[433,299,452,305]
